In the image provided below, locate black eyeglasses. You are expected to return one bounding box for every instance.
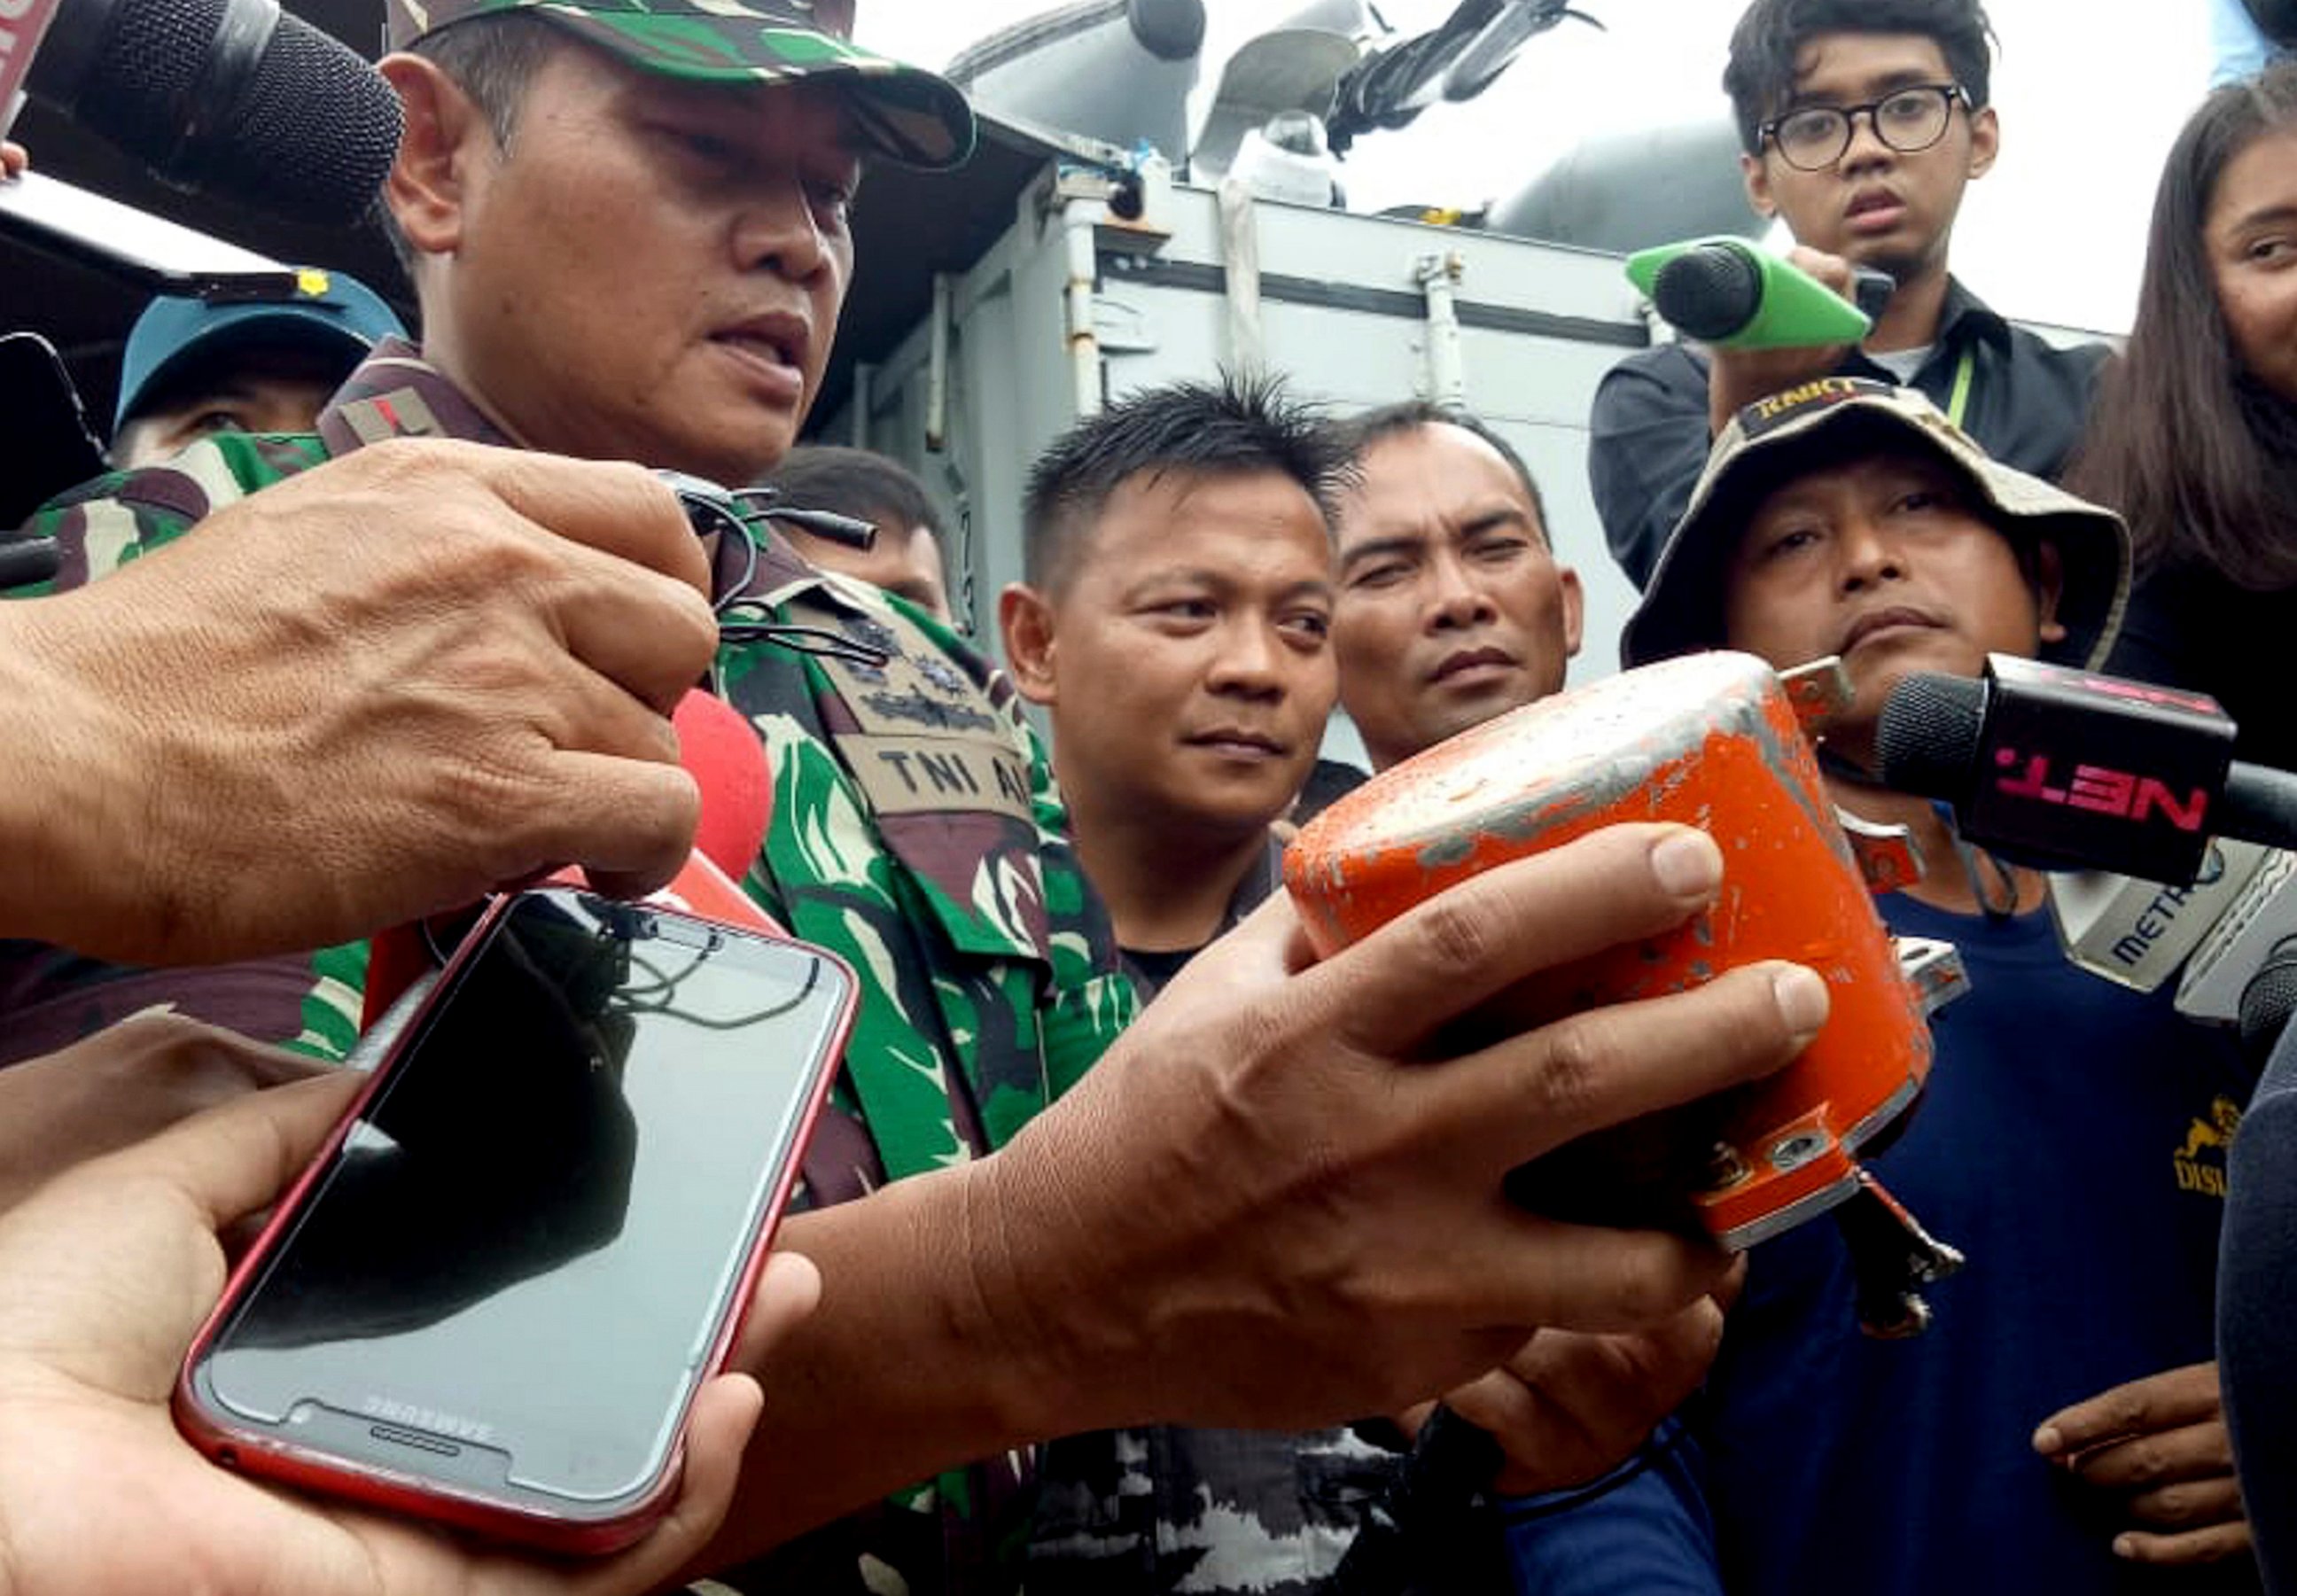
[1760,83,1970,171]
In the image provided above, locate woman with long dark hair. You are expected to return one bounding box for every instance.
[2070,60,2297,769]
[2076,63,2297,1596]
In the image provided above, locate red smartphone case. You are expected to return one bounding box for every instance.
[173,859,850,1555]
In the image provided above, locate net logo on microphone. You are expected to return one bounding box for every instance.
[1958,655,2237,883]
[1993,748,2210,832]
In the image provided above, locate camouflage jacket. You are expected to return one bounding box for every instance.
[14,341,1141,1592]
[1029,837,1406,1596]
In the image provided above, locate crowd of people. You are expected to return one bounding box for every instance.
[4,0,2297,1590]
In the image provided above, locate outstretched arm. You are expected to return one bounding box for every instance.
[695,824,1829,1562]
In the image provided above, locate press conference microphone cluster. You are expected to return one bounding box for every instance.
[1624,236,1896,349]
[0,0,401,225]
[1876,655,2297,1053]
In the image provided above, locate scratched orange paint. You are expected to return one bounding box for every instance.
[1286,651,1930,1249]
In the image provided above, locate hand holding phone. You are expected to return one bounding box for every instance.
[175,886,854,1554]
[0,1068,817,1593]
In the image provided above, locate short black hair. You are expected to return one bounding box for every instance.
[1021,373,1350,591]
[756,445,943,536]
[382,13,565,275]
[1331,401,1551,545]
[1723,0,1996,155]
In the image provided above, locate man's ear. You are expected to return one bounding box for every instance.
[1558,564,1585,659]
[379,53,494,258]
[2031,538,2067,648]
[997,583,1059,705]
[1966,102,2000,182]
[1741,149,1778,219]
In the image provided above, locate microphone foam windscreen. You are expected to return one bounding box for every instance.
[674,689,774,884]
[1875,672,1986,799]
[1652,245,1763,341]
[62,0,210,159]
[55,0,401,226]
[225,10,404,223]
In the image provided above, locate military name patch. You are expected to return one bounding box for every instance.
[843,733,1033,821]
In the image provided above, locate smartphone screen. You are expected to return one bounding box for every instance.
[181,887,851,1541]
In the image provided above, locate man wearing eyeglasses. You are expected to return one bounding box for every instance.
[1588,0,2110,591]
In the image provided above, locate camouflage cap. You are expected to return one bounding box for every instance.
[385,0,975,168]
[1622,378,2130,672]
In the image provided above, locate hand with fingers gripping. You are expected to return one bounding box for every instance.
[964,823,1828,1429]
[0,440,720,965]
[697,825,1830,1559]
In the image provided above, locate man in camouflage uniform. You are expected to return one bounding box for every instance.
[15,0,1838,1588]
[20,1,1133,1583]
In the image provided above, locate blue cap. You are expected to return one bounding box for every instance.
[114,269,408,432]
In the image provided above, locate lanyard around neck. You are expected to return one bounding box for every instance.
[1942,345,1976,427]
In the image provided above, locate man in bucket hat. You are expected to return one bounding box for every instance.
[1620,374,2126,710]
[1503,379,2259,1593]
[13,0,1837,1591]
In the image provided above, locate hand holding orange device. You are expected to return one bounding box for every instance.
[1286,650,1965,1335]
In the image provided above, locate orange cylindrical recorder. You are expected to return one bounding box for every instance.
[1286,650,1964,1335]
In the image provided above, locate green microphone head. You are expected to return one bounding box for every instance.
[1626,237,1877,350]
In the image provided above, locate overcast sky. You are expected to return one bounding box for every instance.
[855,0,2211,336]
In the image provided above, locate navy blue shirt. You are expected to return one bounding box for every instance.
[1504,894,2259,1596]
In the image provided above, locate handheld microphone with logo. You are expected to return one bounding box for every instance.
[1876,655,2297,1044]
[5,0,401,226]
[1626,236,1896,350]
[1874,656,2297,880]
[2044,837,2276,995]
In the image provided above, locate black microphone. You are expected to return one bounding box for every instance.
[1874,655,2297,882]
[21,0,401,226]
[1633,237,1896,349]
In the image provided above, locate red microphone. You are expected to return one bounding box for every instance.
[359,689,777,1032]
[674,688,773,884]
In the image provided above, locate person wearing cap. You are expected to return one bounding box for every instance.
[14,3,1835,1591]
[1585,0,2108,595]
[1504,379,2258,1595]
[108,269,408,470]
[18,4,1129,1580]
